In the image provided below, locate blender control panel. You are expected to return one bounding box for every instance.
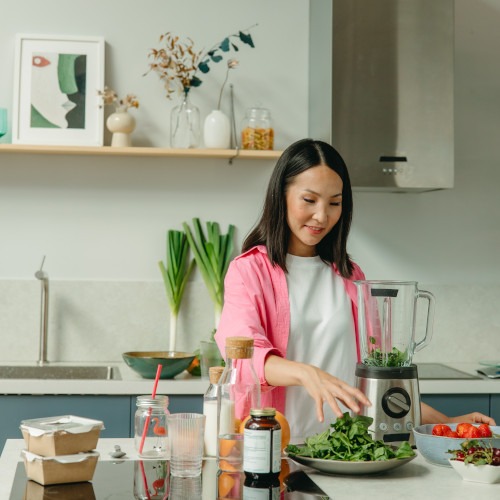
[382,387,411,418]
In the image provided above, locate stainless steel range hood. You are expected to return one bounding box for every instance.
[309,0,454,192]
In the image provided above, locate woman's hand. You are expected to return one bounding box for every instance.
[421,402,496,426]
[264,355,371,423]
[446,413,496,426]
[298,363,372,422]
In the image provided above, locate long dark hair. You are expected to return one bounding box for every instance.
[243,138,354,277]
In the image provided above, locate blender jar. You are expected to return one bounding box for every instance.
[354,281,435,366]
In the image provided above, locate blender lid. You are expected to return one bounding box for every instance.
[355,363,418,379]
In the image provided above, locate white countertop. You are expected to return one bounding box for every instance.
[0,361,498,396]
[1,438,499,499]
[306,452,500,499]
[418,363,500,394]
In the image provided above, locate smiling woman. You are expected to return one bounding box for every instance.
[214,138,495,441]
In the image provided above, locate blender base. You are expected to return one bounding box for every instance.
[355,363,421,445]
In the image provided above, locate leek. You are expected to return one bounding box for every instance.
[182,218,235,327]
[159,229,195,351]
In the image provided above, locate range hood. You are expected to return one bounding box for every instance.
[309,0,454,192]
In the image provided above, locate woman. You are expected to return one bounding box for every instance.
[215,139,494,439]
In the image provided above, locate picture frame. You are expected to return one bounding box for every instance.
[12,34,105,146]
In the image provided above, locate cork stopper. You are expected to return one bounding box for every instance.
[225,336,254,359]
[208,366,225,384]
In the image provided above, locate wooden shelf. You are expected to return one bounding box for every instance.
[0,144,282,160]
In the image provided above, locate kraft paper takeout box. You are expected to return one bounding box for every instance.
[22,450,99,486]
[23,479,96,500]
[20,416,104,456]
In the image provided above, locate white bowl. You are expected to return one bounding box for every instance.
[450,459,500,484]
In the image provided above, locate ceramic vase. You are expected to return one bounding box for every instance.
[203,110,231,149]
[106,107,136,147]
[170,92,201,148]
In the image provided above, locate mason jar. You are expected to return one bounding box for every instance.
[134,395,170,458]
[241,107,274,150]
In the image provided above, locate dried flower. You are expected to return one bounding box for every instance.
[145,33,203,99]
[145,26,256,100]
[97,87,139,110]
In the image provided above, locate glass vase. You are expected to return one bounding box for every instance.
[170,91,201,148]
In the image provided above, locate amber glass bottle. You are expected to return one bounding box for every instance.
[243,407,281,481]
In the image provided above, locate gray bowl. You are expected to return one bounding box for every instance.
[413,423,500,467]
[122,351,195,379]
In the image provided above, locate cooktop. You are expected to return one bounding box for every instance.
[416,363,480,380]
[9,459,328,499]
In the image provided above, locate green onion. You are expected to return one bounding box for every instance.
[182,218,235,327]
[159,229,195,351]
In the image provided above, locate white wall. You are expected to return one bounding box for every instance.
[0,0,498,364]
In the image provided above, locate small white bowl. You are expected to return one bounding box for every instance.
[450,459,500,484]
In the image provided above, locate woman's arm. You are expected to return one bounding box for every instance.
[421,402,496,425]
[264,354,372,423]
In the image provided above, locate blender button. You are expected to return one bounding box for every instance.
[406,422,414,431]
[393,422,402,431]
[379,423,388,431]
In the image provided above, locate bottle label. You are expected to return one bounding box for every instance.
[243,428,282,474]
[272,429,281,473]
[243,485,280,499]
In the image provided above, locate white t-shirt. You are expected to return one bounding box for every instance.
[284,254,357,441]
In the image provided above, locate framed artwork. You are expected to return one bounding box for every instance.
[12,34,105,146]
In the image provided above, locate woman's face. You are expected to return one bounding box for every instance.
[285,164,343,257]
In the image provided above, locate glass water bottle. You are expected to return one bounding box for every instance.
[218,336,261,436]
[203,366,225,457]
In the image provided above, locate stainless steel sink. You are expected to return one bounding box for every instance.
[0,365,121,380]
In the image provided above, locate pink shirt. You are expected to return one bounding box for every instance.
[214,245,366,417]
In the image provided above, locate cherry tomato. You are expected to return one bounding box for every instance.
[477,423,492,437]
[456,423,473,438]
[432,424,452,436]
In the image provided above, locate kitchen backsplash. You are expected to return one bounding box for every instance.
[0,280,498,364]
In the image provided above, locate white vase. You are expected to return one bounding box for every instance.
[203,110,231,149]
[106,107,136,147]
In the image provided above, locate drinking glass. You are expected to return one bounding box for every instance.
[218,433,244,472]
[199,340,223,380]
[168,413,205,477]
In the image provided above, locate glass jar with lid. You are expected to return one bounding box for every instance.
[134,394,170,458]
[241,107,274,150]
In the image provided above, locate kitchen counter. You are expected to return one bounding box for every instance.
[0,361,497,395]
[418,363,500,395]
[0,361,209,395]
[1,438,499,499]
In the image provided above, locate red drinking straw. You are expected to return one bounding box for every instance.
[139,364,162,454]
[139,460,152,500]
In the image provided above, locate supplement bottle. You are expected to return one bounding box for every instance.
[243,407,281,481]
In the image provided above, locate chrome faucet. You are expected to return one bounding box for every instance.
[35,256,49,366]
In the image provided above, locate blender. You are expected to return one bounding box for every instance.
[354,281,435,444]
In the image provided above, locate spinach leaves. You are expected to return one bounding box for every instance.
[286,413,415,462]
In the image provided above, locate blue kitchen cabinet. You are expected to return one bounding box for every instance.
[0,395,130,454]
[421,394,490,418]
[490,395,500,423]
[128,395,203,437]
